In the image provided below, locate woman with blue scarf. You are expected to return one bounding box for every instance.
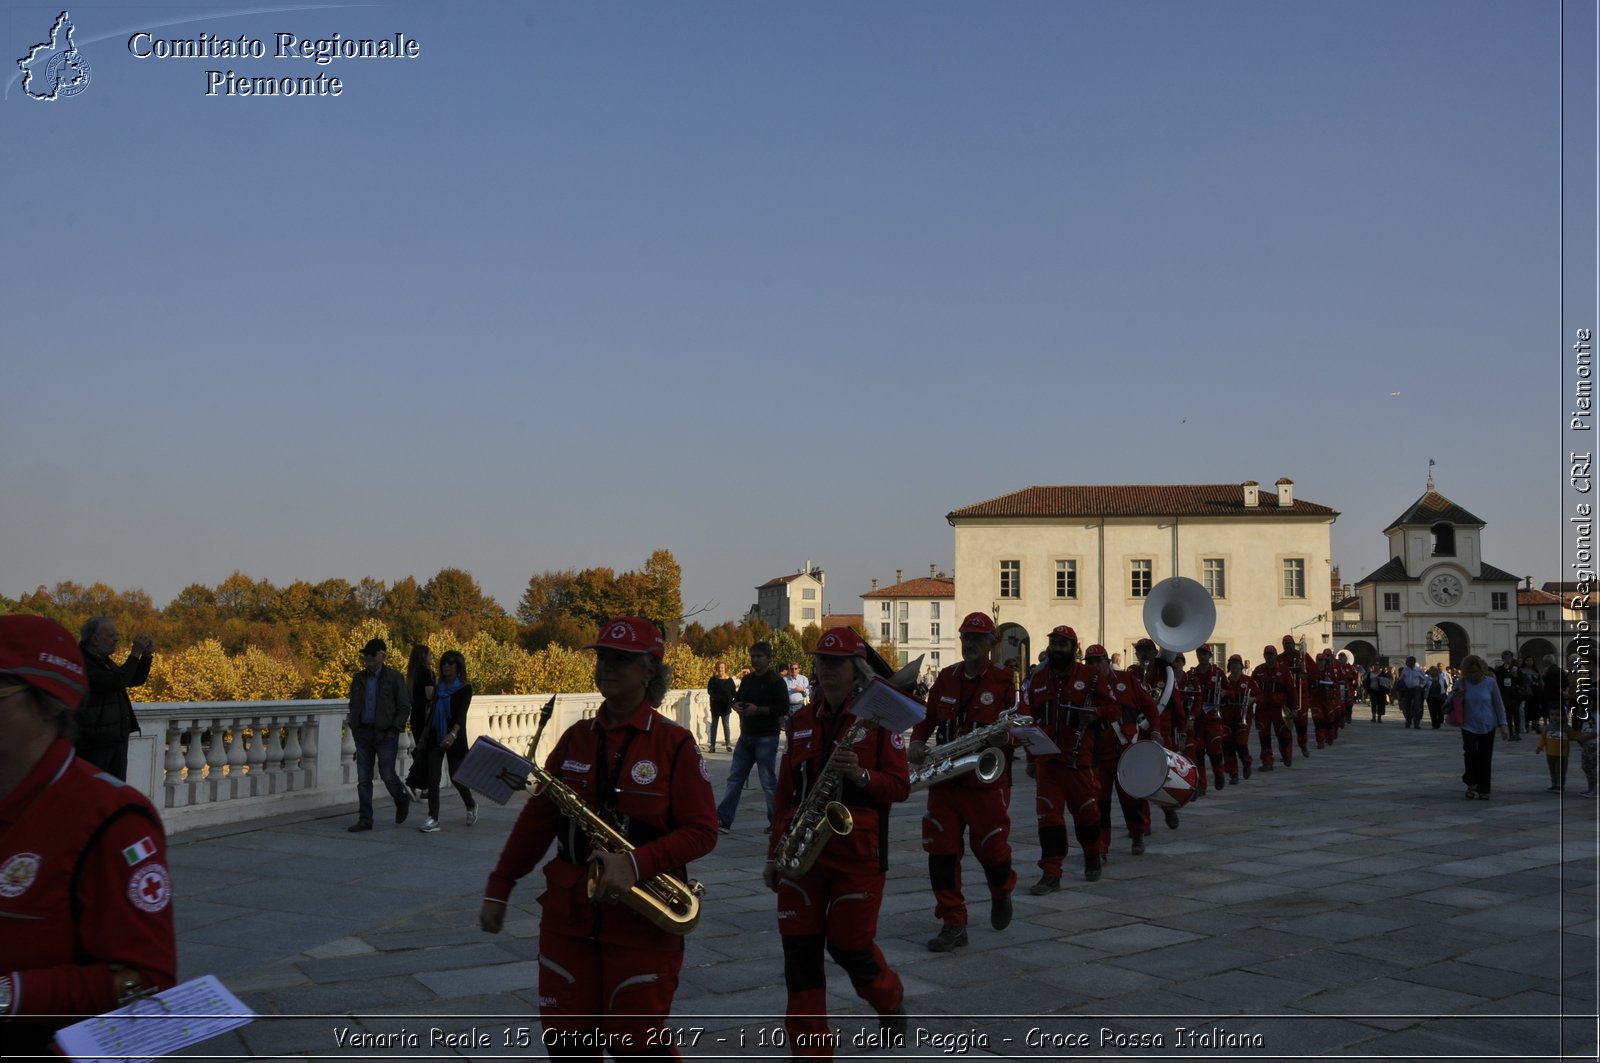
[417,650,479,832]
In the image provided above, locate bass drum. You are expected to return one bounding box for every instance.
[1115,741,1198,810]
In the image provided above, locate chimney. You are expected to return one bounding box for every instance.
[1242,480,1259,508]
[1276,477,1294,507]
[895,569,903,584]
[930,564,936,578]
[871,578,878,591]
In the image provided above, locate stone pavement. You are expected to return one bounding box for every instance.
[167,719,1598,1062]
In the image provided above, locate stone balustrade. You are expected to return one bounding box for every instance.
[127,689,714,834]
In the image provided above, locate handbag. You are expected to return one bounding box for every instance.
[1444,696,1464,727]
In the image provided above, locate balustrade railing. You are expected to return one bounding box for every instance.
[129,690,715,834]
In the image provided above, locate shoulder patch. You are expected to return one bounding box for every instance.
[889,733,906,749]
[0,852,42,898]
[121,837,158,867]
[128,863,171,913]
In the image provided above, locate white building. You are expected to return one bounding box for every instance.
[753,564,825,633]
[1344,488,1522,667]
[948,479,1337,669]
[860,569,956,677]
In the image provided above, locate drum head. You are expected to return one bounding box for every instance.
[1115,742,1167,799]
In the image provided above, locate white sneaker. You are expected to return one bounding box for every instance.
[419,818,440,833]
[466,807,478,827]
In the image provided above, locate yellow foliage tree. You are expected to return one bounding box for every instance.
[311,618,394,699]
[663,642,711,691]
[145,639,237,701]
[464,631,526,695]
[514,644,597,695]
[234,645,306,700]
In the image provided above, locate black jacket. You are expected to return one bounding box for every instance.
[415,683,473,750]
[346,666,411,735]
[75,646,151,749]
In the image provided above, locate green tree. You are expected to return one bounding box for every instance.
[311,578,357,623]
[421,567,502,623]
[215,571,274,621]
[518,569,575,625]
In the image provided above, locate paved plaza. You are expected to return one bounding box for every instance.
[168,719,1598,1061]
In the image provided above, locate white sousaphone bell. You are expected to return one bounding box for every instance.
[1141,576,1217,659]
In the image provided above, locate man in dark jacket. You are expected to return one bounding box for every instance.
[75,616,153,780]
[715,641,789,832]
[346,638,411,832]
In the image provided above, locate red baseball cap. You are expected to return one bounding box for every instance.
[1195,645,1213,657]
[586,617,665,658]
[1048,625,1077,642]
[958,612,997,636]
[1282,635,1296,648]
[0,615,88,707]
[1084,644,1109,661]
[813,627,868,657]
[1263,645,1278,656]
[1227,654,1244,667]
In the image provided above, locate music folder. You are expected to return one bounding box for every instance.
[53,974,252,1061]
[851,677,927,732]
[455,735,536,805]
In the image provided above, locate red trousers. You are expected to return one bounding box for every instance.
[1220,709,1254,776]
[1192,710,1227,789]
[776,864,903,1060]
[1256,704,1293,766]
[537,931,685,1059]
[1094,747,1151,853]
[922,782,1016,925]
[1033,758,1102,873]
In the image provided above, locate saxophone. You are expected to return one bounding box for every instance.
[909,709,1029,792]
[774,717,870,878]
[523,697,706,936]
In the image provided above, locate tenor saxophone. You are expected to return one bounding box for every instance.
[774,717,870,878]
[523,697,706,935]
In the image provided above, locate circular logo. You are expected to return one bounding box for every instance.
[1072,680,1085,690]
[129,864,171,913]
[45,50,91,98]
[607,622,630,640]
[0,853,42,898]
[889,732,906,749]
[1115,683,1126,692]
[979,692,995,705]
[630,760,658,786]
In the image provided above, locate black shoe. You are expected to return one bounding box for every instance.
[991,892,1013,930]
[1131,834,1146,855]
[717,820,732,834]
[1083,855,1102,882]
[927,924,968,952]
[879,1006,907,1043]
[1214,775,1225,791]
[395,795,411,825]
[347,821,372,832]
[1029,874,1061,895]
[1163,808,1179,830]
[1261,763,1274,772]
[1242,763,1252,779]
[1229,774,1239,785]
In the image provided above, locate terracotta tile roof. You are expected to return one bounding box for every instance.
[1333,596,1362,610]
[861,577,956,599]
[1384,491,1485,531]
[947,484,1336,520]
[1519,589,1562,606]
[820,614,863,631]
[758,572,817,588]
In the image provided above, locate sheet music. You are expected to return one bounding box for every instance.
[454,735,536,805]
[53,974,253,1062]
[1010,725,1061,756]
[851,678,927,732]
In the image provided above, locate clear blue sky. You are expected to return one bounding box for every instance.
[0,0,1583,625]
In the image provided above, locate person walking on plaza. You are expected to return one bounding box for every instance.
[403,644,435,798]
[1367,661,1392,722]
[717,641,787,832]
[1425,664,1450,729]
[481,617,717,1060]
[1253,645,1295,769]
[0,616,176,1058]
[1220,654,1259,784]
[909,612,1017,951]
[1397,656,1428,729]
[415,650,478,832]
[1451,654,1508,800]
[346,638,411,832]
[706,659,736,753]
[1535,717,1572,792]
[74,616,153,780]
[764,627,909,1059]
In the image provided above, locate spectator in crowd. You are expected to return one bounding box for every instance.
[74,616,153,780]
[346,638,411,832]
[1397,656,1428,729]
[0,615,176,1057]
[1493,651,1526,740]
[717,641,788,833]
[1451,654,1508,800]
[415,650,478,832]
[1535,716,1571,792]
[1574,707,1597,799]
[785,662,810,718]
[706,660,737,753]
[1367,661,1392,722]
[1425,664,1451,729]
[404,644,435,799]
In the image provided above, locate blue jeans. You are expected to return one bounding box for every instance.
[353,728,405,824]
[709,710,732,747]
[717,734,778,826]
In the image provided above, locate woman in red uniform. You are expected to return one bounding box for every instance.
[481,617,717,1059]
[764,627,910,1059]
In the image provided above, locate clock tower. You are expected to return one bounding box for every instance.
[1349,484,1522,667]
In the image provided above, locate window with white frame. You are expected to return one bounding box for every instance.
[802,587,817,599]
[880,622,891,641]
[900,623,909,643]
[1282,559,1306,598]
[1203,558,1226,598]
[881,602,891,616]
[929,602,940,618]
[1055,559,1077,599]
[1130,559,1152,598]
[801,607,816,620]
[930,622,941,643]
[999,560,1021,599]
[898,602,909,620]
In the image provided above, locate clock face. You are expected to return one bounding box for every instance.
[1428,573,1463,607]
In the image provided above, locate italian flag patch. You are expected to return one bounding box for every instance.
[122,837,156,866]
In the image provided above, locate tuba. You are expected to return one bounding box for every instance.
[523,697,705,935]
[1140,577,1218,711]
[774,717,870,878]
[909,709,1028,792]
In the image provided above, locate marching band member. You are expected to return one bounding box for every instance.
[1184,646,1229,794]
[1088,645,1166,847]
[1219,654,1259,784]
[1252,645,1295,770]
[1023,627,1117,889]
[1130,639,1183,826]
[1309,649,1339,748]
[764,628,909,1058]
[909,613,1017,951]
[1279,635,1312,760]
[480,617,717,1060]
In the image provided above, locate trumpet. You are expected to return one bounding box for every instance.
[910,710,1029,792]
[523,696,705,935]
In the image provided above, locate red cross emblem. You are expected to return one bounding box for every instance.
[127,863,170,912]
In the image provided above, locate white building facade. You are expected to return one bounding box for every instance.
[948,480,1337,670]
[754,564,826,632]
[860,573,956,678]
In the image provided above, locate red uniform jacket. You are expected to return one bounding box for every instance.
[1181,665,1226,720]
[1252,659,1293,711]
[0,739,176,1055]
[913,661,1015,787]
[1024,664,1121,767]
[484,700,717,946]
[768,690,911,872]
